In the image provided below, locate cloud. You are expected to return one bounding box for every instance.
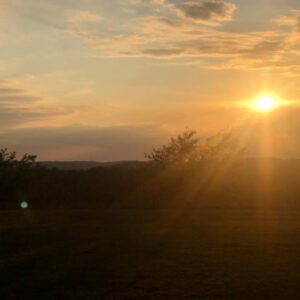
[60,3,300,75]
[0,125,168,161]
[0,95,39,103]
[142,48,184,56]
[0,81,70,128]
[0,107,67,127]
[0,87,39,103]
[66,10,102,24]
[2,1,300,75]
[0,83,40,104]
[169,0,236,26]
[0,87,25,94]
[86,21,286,71]
[242,40,283,59]
[272,10,300,31]
[155,17,182,27]
[60,2,295,73]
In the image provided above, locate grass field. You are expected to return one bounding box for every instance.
[1,209,300,299]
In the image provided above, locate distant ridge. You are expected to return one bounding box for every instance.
[39,161,148,170]
[39,158,300,171]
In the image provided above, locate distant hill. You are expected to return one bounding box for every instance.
[39,161,148,170]
[39,158,300,171]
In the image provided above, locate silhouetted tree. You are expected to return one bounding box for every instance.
[0,148,37,170]
[145,129,199,165]
[145,130,244,166]
[0,149,37,208]
[198,132,245,162]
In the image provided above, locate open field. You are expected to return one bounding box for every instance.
[1,209,300,299]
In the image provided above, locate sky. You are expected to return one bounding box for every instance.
[1,0,300,161]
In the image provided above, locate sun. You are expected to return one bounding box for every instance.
[255,95,278,112]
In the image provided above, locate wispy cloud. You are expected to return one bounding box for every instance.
[0,86,39,103]
[1,0,299,74]
[0,81,70,128]
[0,125,168,161]
[55,1,300,76]
[272,10,300,31]
[66,10,102,24]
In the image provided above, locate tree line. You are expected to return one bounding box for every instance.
[1,130,299,210]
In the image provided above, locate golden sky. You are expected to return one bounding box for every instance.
[1,0,300,160]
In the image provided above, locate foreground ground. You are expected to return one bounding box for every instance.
[1,209,300,299]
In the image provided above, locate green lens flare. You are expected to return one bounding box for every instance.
[20,201,29,209]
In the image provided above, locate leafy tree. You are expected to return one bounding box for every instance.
[145,130,244,166]
[0,148,37,171]
[0,149,37,208]
[145,130,199,165]
[198,132,245,162]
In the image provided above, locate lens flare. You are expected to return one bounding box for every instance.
[20,201,29,209]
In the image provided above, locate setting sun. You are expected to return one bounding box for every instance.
[255,95,278,112]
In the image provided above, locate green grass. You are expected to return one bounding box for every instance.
[1,209,300,299]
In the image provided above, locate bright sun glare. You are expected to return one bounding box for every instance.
[255,95,278,112]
